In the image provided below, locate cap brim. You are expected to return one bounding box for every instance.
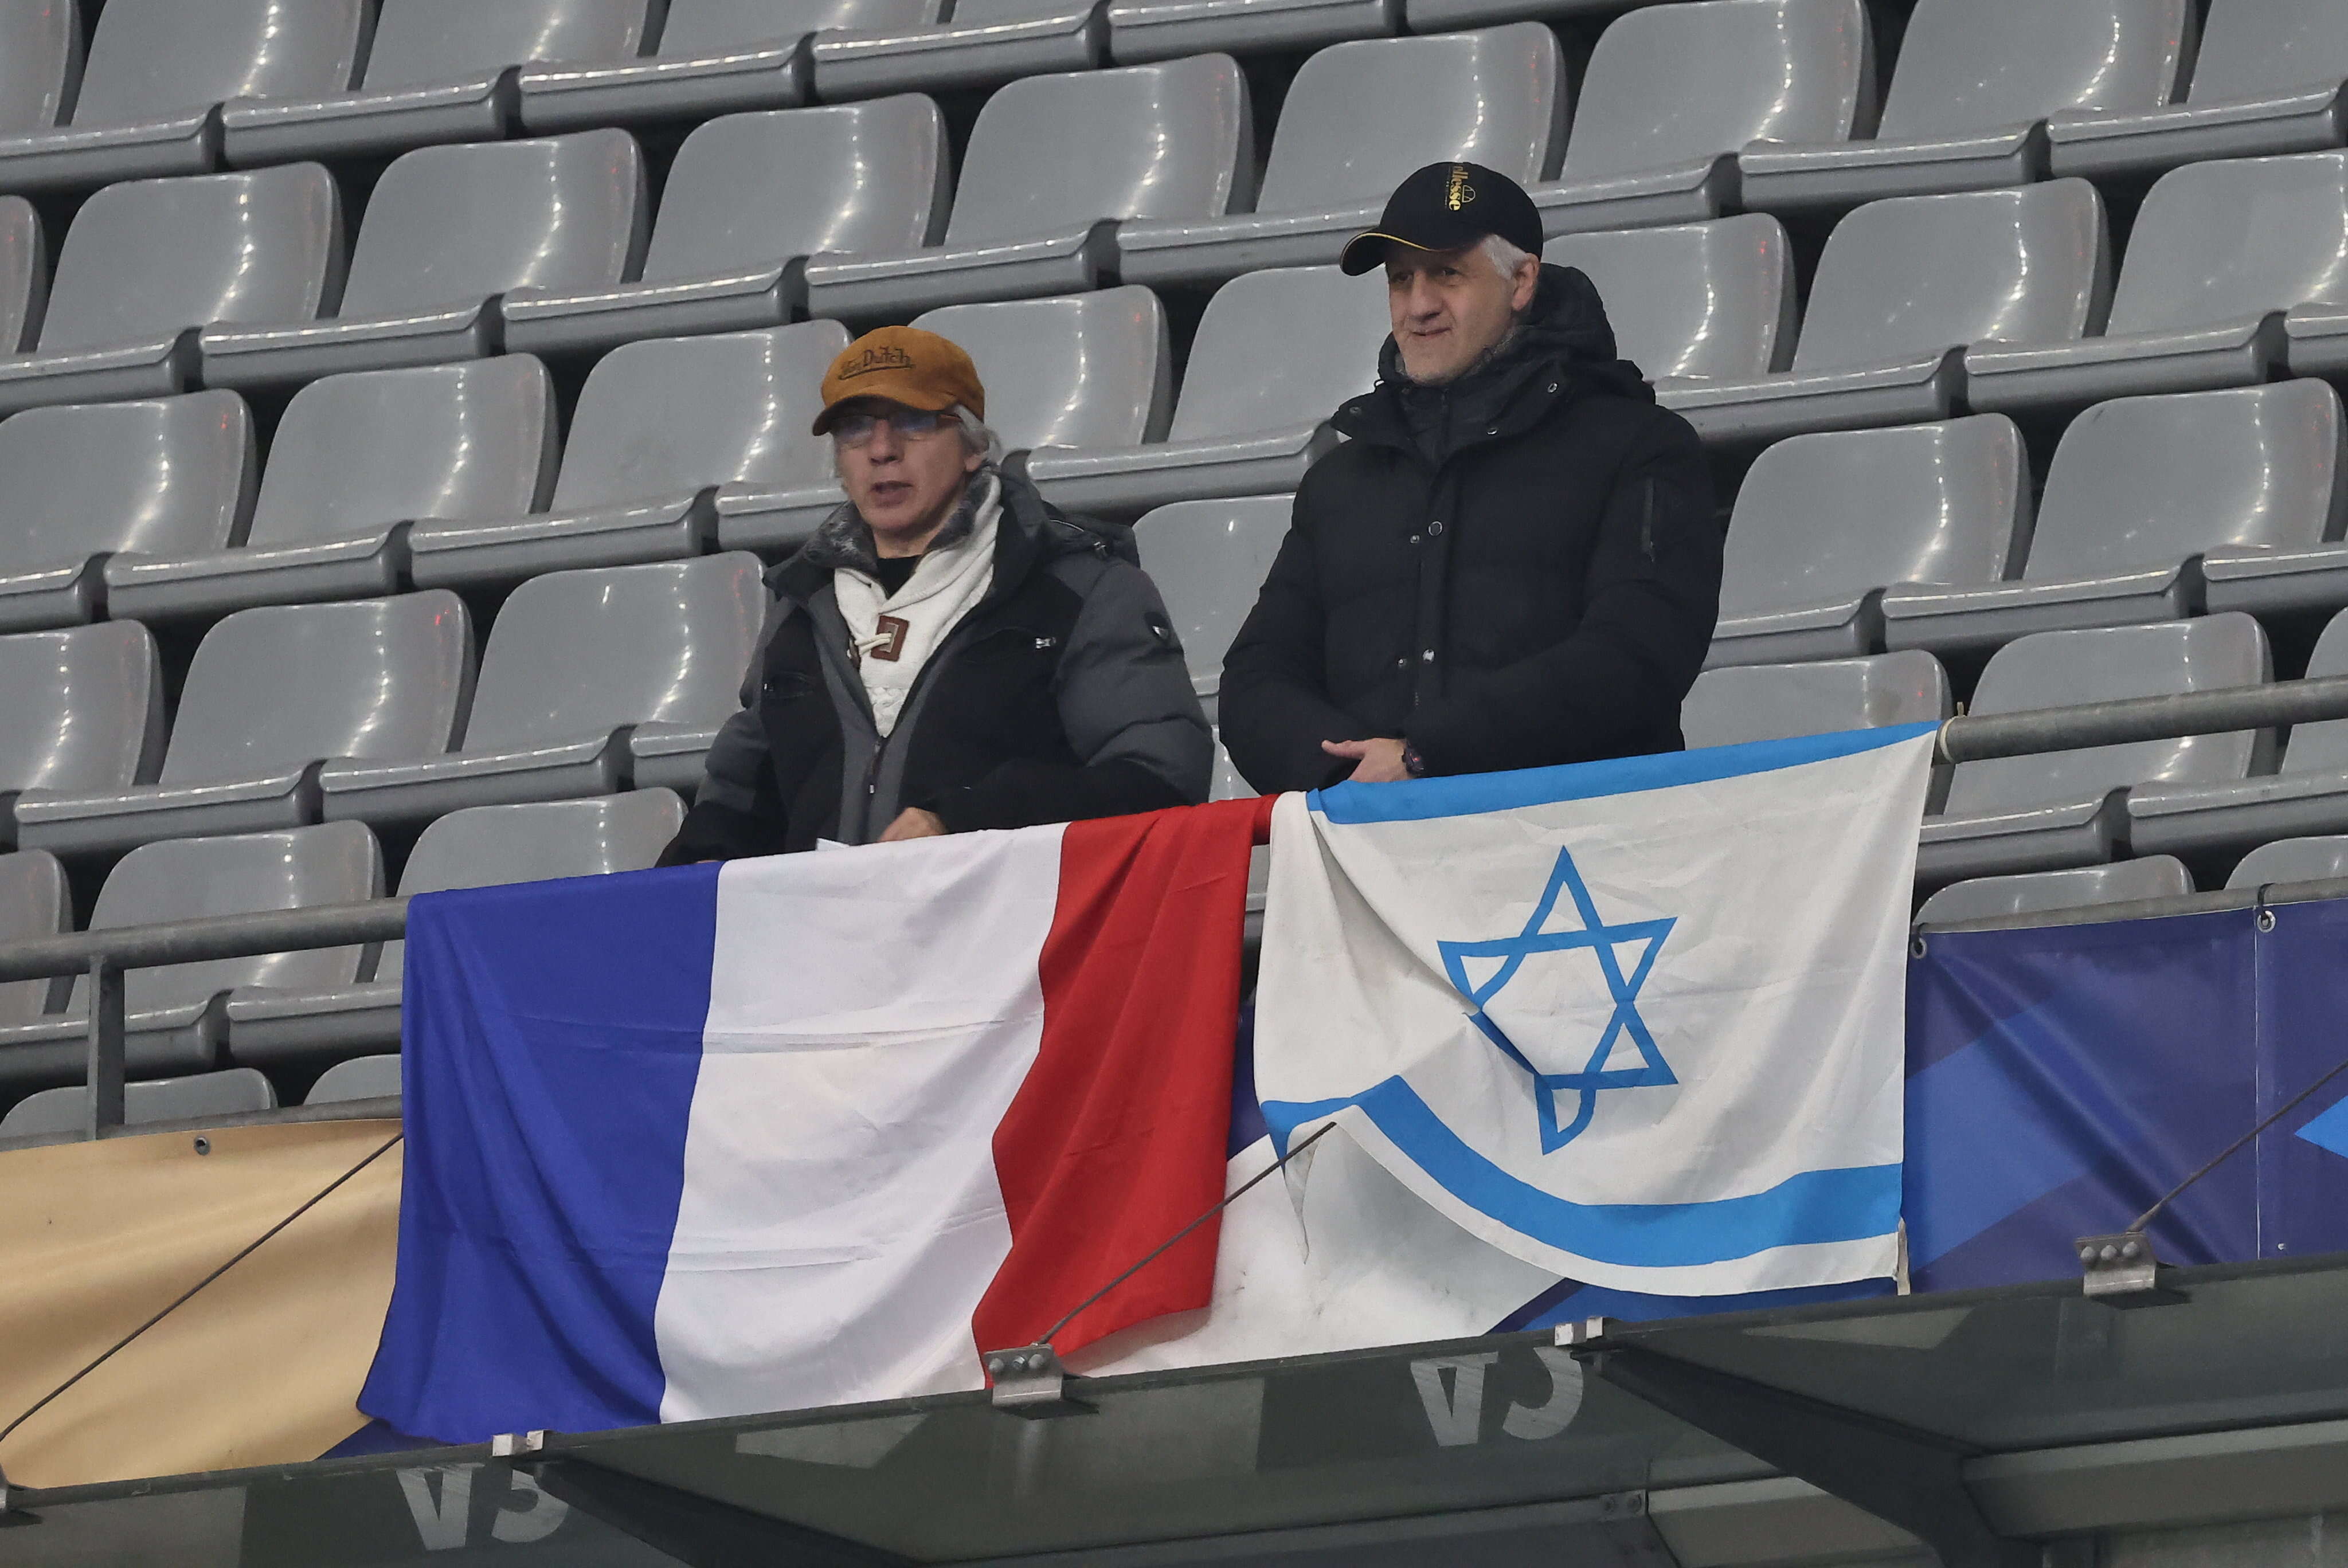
[1339,230,1431,276]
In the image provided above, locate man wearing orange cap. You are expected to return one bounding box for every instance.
[661,326,1212,860]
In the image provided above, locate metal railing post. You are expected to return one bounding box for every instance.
[84,956,124,1140]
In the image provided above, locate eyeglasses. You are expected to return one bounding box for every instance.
[831,407,950,448]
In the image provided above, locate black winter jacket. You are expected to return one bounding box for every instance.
[1218,265,1723,794]
[661,469,1214,862]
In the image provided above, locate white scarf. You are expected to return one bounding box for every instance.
[832,475,1001,736]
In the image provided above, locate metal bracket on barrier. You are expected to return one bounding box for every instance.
[0,1460,33,1526]
[984,1344,1093,1418]
[84,957,123,1142]
[2076,1232,2187,1308]
[490,1430,547,1457]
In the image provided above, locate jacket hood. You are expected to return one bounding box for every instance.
[1368,262,1654,408]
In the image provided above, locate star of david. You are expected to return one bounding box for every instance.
[1437,846,1677,1153]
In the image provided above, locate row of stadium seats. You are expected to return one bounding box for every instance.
[0,1053,400,1139]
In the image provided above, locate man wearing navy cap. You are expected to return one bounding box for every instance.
[1218,162,1722,790]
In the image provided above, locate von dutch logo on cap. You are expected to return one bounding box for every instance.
[839,343,915,380]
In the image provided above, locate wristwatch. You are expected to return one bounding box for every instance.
[1402,741,1428,778]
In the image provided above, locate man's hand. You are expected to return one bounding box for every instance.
[879,807,948,842]
[1321,737,1411,783]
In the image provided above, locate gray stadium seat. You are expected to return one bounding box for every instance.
[1106,0,1392,69]
[1133,495,1290,713]
[1544,215,1794,382]
[1026,265,1391,515]
[1532,0,1875,236]
[1683,651,1954,749]
[0,822,381,1092]
[1114,26,1563,289]
[804,55,1247,320]
[1741,0,2189,214]
[1662,179,2110,445]
[504,100,945,359]
[1,1068,279,1139]
[0,390,257,633]
[914,288,1169,454]
[1709,415,2028,668]
[2128,609,2348,861]
[1919,615,2272,887]
[202,131,648,392]
[318,555,767,827]
[303,1053,401,1106]
[0,0,366,193]
[1887,383,2347,655]
[410,322,847,586]
[14,593,473,857]
[0,198,46,354]
[0,624,164,848]
[105,359,557,625]
[0,163,341,416]
[812,0,1105,101]
[519,0,844,128]
[1915,857,2196,927]
[0,1,77,139]
[0,850,66,1026]
[230,789,684,1068]
[2051,0,2348,182]
[2228,836,2348,891]
[1969,153,2348,417]
[220,0,660,166]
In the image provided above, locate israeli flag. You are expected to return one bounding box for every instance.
[1252,726,1935,1299]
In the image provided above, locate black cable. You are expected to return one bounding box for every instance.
[0,1130,405,1452]
[2131,1049,2348,1233]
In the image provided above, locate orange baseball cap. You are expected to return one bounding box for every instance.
[811,326,987,435]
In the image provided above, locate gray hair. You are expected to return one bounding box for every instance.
[1480,232,1537,284]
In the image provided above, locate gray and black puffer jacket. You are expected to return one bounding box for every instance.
[660,468,1213,862]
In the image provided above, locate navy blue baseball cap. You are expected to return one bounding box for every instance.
[1339,161,1544,276]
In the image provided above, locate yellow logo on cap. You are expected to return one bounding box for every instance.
[1446,164,1476,211]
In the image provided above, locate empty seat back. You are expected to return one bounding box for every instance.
[39,164,343,353]
[661,0,937,46]
[1877,0,2186,139]
[252,360,555,549]
[1916,857,2194,925]
[2106,152,2348,336]
[1255,26,1563,216]
[340,132,647,320]
[304,1053,401,1104]
[1546,215,1794,381]
[551,322,847,511]
[0,850,65,1026]
[1169,266,1394,442]
[460,555,766,751]
[1135,496,1291,697]
[0,197,41,354]
[2188,0,2348,105]
[159,593,474,787]
[1720,415,2028,618]
[360,0,656,91]
[1566,0,1872,182]
[2,1068,278,1138]
[0,391,255,574]
[1793,180,2109,373]
[2026,382,2346,581]
[1682,651,1951,750]
[0,623,162,798]
[2276,609,2348,777]
[2228,835,2348,890]
[915,289,1169,452]
[71,0,368,126]
[644,101,946,283]
[1944,615,2271,816]
[0,0,75,134]
[943,56,1247,248]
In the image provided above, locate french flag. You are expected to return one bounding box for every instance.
[361,798,1269,1442]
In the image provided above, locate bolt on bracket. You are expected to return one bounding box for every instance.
[2077,1232,2187,1308]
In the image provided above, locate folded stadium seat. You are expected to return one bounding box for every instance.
[804,54,1249,320]
[229,789,684,1068]
[201,131,648,393]
[2050,0,2348,183]
[0,822,381,1093]
[318,555,766,826]
[1132,495,1290,718]
[304,1052,401,1104]
[0,1068,278,1140]
[813,0,1109,101]
[1105,0,1394,69]
[504,100,945,360]
[914,288,1171,458]
[1968,153,2348,418]
[0,163,341,417]
[104,359,557,626]
[1886,382,2347,657]
[1527,0,1873,238]
[2229,835,2348,890]
[1024,265,1391,515]
[1739,0,2189,215]
[1543,214,1794,383]
[1706,415,2028,668]
[0,624,163,848]
[2126,610,2348,861]
[14,593,474,857]
[218,0,660,167]
[1684,650,1954,811]
[0,850,67,1025]
[0,390,256,633]
[0,2,77,144]
[1115,26,1561,292]
[413,323,847,583]
[1917,614,2273,887]
[1914,856,2196,926]
[0,0,367,195]
[519,0,855,130]
[1661,179,2110,445]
